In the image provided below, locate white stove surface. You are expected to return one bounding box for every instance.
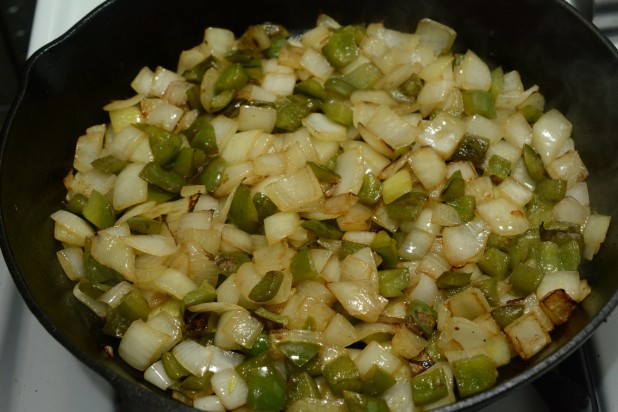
[1,1,616,411]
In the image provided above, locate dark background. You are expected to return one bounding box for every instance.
[1,0,36,126]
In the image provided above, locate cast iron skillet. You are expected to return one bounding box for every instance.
[1,0,618,410]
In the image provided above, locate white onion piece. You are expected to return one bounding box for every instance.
[144,360,176,390]
[536,271,588,302]
[263,166,323,211]
[300,47,333,80]
[188,301,247,314]
[398,228,435,260]
[91,231,135,279]
[56,247,85,281]
[237,105,277,133]
[173,339,214,377]
[98,280,134,308]
[193,395,226,412]
[323,313,358,347]
[476,198,530,236]
[72,283,109,318]
[119,319,170,371]
[113,163,148,211]
[264,212,300,245]
[409,146,447,189]
[552,196,589,225]
[354,340,402,376]
[327,281,388,322]
[204,27,235,57]
[211,368,248,410]
[303,112,347,142]
[531,109,572,165]
[131,66,155,96]
[123,233,178,257]
[583,214,611,260]
[207,345,245,373]
[51,210,95,247]
[153,267,197,299]
[465,114,502,145]
[442,218,491,266]
[73,131,104,173]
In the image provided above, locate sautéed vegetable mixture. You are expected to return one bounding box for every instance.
[51,15,611,411]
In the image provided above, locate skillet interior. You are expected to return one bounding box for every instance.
[1,0,618,410]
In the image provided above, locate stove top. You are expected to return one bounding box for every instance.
[1,1,617,411]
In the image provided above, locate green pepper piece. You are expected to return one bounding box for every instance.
[358,172,382,206]
[215,63,249,94]
[65,193,88,215]
[241,330,269,357]
[215,251,251,276]
[484,154,511,182]
[477,247,511,279]
[146,185,176,204]
[199,157,226,192]
[300,219,343,240]
[162,351,190,380]
[323,355,363,397]
[343,391,391,412]
[278,341,321,367]
[252,191,278,221]
[290,248,318,282]
[307,161,342,188]
[127,217,162,235]
[410,366,450,406]
[245,364,288,411]
[522,144,547,181]
[341,62,382,90]
[510,264,545,296]
[187,115,218,155]
[265,37,288,59]
[534,179,567,202]
[287,371,321,406]
[436,271,472,289]
[180,372,213,392]
[440,170,465,201]
[134,123,182,166]
[491,304,525,329]
[182,58,215,83]
[370,231,399,269]
[462,89,496,119]
[321,99,353,126]
[399,73,423,100]
[139,162,186,193]
[229,184,260,234]
[526,194,555,227]
[183,281,217,308]
[322,28,361,68]
[486,233,512,253]
[91,155,127,174]
[295,78,327,99]
[407,299,438,338]
[254,307,289,327]
[82,190,115,230]
[450,135,490,168]
[103,288,150,337]
[378,268,410,297]
[116,289,150,321]
[425,331,445,362]
[338,240,366,260]
[489,66,504,99]
[386,191,428,221]
[534,241,562,273]
[83,251,121,284]
[249,270,284,302]
[361,365,396,397]
[453,354,498,398]
[508,228,541,268]
[171,147,196,178]
[520,93,545,123]
[540,222,584,248]
[446,195,476,223]
[324,78,355,98]
[275,95,319,132]
[559,240,581,271]
[475,277,500,307]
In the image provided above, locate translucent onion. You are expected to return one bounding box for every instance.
[98,280,134,308]
[193,395,226,412]
[56,247,85,281]
[442,218,491,266]
[172,339,214,377]
[144,360,176,390]
[51,210,95,247]
[119,319,170,371]
[72,283,109,318]
[210,368,248,411]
